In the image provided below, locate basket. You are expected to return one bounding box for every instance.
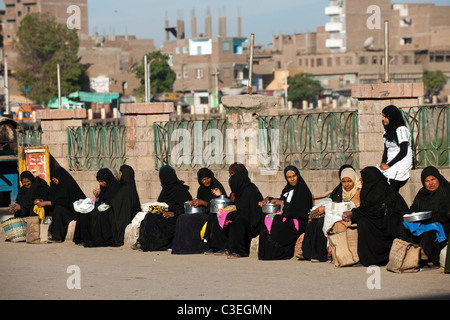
[1,218,27,242]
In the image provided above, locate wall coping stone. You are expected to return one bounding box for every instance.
[36,109,86,120]
[120,102,174,115]
[351,83,424,100]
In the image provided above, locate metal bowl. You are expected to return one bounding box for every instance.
[210,195,233,213]
[403,211,432,222]
[262,202,281,214]
[184,201,205,214]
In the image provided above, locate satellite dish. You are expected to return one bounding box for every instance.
[363,36,375,49]
[94,36,105,47]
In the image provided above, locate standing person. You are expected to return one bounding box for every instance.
[225,171,264,259]
[258,166,313,260]
[137,165,192,252]
[10,171,50,220]
[37,167,86,242]
[73,168,120,246]
[172,167,226,255]
[401,166,450,267]
[110,164,141,247]
[379,105,412,191]
[343,167,409,266]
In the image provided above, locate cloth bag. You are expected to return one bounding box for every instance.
[386,238,422,273]
[24,216,41,244]
[328,223,359,267]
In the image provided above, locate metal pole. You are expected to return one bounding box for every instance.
[57,64,62,109]
[284,61,292,108]
[384,20,390,83]
[144,56,149,102]
[248,33,254,95]
[4,59,10,115]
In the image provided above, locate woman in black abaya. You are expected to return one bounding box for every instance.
[225,171,264,258]
[80,168,121,247]
[172,168,226,254]
[401,166,450,266]
[259,166,313,260]
[343,166,409,266]
[37,167,86,242]
[138,166,192,252]
[11,171,50,219]
[109,165,141,247]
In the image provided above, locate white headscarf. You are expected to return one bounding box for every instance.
[340,167,361,202]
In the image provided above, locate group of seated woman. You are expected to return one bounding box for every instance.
[11,161,449,269]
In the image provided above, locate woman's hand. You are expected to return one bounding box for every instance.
[342,211,353,222]
[37,201,51,208]
[379,163,390,170]
[162,211,175,219]
[190,199,207,208]
[93,188,100,198]
[211,188,222,197]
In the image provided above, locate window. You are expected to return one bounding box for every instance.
[327,57,332,67]
[196,69,204,79]
[175,47,180,54]
[317,58,323,67]
[372,56,378,64]
[200,96,209,104]
[335,57,341,66]
[401,37,412,45]
[182,46,188,54]
[222,41,230,52]
[359,56,368,65]
[403,56,412,64]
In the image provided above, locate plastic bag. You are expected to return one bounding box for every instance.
[73,198,95,214]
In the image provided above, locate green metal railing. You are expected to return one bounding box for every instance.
[401,104,450,168]
[68,124,126,171]
[258,111,359,170]
[153,111,359,170]
[17,123,43,147]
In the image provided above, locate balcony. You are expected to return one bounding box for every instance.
[325,22,343,32]
[325,6,342,16]
[326,38,344,49]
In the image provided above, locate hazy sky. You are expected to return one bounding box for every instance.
[1,0,449,48]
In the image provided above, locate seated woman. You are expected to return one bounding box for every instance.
[37,167,86,242]
[137,165,192,252]
[110,165,141,247]
[302,166,362,262]
[78,168,121,247]
[10,171,50,220]
[342,166,409,266]
[224,171,264,259]
[258,166,313,260]
[401,166,450,267]
[172,168,226,255]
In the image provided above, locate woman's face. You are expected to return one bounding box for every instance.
[341,177,355,192]
[21,178,32,189]
[98,180,107,188]
[382,113,389,126]
[201,176,212,187]
[118,171,123,181]
[286,171,298,186]
[424,175,439,192]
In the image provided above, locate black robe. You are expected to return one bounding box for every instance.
[401,166,450,265]
[172,168,226,254]
[139,166,192,252]
[74,168,120,246]
[110,165,141,246]
[14,171,50,218]
[350,167,409,266]
[47,167,86,241]
[259,166,313,260]
[226,172,264,257]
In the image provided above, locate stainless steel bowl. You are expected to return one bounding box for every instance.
[210,195,233,213]
[184,201,205,214]
[403,211,432,222]
[262,202,281,214]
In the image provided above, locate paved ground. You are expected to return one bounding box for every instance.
[1,209,449,302]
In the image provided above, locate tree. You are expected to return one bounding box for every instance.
[135,51,176,98]
[15,13,86,105]
[422,70,447,99]
[287,73,323,107]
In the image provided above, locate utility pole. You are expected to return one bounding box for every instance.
[284,61,293,108]
[4,58,10,115]
[212,67,219,110]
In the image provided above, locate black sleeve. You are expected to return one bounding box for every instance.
[382,145,388,164]
[386,142,408,167]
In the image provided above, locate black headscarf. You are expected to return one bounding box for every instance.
[157,165,192,213]
[196,168,226,202]
[96,168,121,205]
[15,171,50,216]
[411,166,450,226]
[382,105,406,144]
[111,165,141,246]
[50,167,86,209]
[280,166,313,219]
[359,167,391,208]
[229,171,264,229]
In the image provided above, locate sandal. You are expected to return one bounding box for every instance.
[227,252,241,259]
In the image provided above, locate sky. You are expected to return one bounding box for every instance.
[1,0,449,48]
